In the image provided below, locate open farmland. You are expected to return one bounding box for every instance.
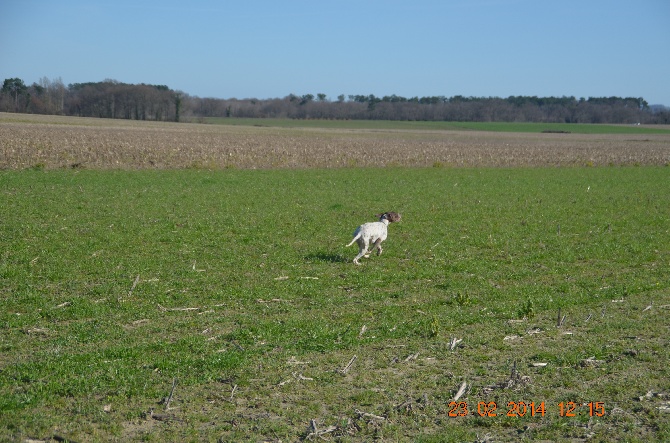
[1,112,670,169]
[1,113,669,442]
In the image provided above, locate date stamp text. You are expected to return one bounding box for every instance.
[448,401,605,418]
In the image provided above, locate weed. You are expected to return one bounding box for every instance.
[429,316,440,338]
[453,291,471,306]
[517,298,535,319]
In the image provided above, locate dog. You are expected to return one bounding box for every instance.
[346,211,401,264]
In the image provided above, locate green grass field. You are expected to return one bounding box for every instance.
[1,166,668,442]
[203,117,670,134]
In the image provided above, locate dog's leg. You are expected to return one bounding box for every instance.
[369,238,384,256]
[353,239,368,264]
[363,243,372,258]
[353,248,365,264]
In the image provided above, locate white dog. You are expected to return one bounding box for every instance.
[347,212,401,264]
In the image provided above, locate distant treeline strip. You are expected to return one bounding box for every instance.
[2,77,669,124]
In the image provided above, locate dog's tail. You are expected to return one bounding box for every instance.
[346,232,361,247]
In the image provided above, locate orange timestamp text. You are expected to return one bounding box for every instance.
[448,401,605,418]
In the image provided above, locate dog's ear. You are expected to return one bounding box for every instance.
[375,213,383,219]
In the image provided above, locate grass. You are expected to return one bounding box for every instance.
[202,117,670,134]
[1,166,668,442]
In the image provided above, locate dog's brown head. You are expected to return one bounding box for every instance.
[377,211,402,223]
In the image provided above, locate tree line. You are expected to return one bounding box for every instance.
[2,77,669,124]
[1,77,181,122]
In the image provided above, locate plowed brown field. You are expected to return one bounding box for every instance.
[2,113,669,169]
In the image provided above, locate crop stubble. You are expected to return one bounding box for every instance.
[1,113,669,169]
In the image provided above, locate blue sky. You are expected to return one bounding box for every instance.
[2,0,669,105]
